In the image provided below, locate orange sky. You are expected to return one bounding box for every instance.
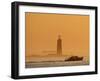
[25,12,89,57]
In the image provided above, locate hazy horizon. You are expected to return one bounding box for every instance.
[25,12,89,58]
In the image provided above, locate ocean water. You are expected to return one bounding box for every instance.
[25,55,89,68]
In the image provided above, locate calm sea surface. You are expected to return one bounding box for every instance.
[25,55,89,68]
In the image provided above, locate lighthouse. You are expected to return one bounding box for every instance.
[57,35,62,55]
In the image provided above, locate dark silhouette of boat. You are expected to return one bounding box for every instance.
[65,56,83,61]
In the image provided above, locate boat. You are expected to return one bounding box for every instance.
[65,56,83,61]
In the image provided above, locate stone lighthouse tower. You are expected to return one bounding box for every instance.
[57,35,62,55]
